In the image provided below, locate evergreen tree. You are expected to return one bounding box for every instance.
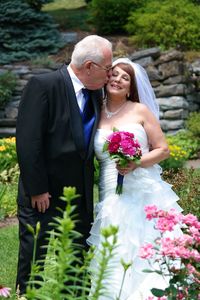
[0,0,64,64]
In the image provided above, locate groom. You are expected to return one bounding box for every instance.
[16,34,113,295]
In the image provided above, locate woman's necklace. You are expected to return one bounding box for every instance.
[104,100,127,119]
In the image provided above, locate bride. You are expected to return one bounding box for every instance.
[87,58,182,299]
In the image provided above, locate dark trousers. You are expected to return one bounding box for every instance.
[16,204,90,295]
[16,205,59,295]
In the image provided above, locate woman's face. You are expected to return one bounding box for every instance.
[106,65,131,98]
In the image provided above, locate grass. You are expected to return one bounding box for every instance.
[0,225,18,300]
[43,0,91,31]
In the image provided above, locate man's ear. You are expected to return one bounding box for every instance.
[84,61,92,75]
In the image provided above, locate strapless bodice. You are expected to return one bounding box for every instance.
[94,123,149,162]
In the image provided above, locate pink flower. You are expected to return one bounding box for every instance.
[0,286,11,298]
[156,217,176,232]
[182,213,198,226]
[144,205,158,220]
[189,226,200,242]
[186,263,196,274]
[120,140,136,156]
[108,141,119,153]
[139,243,155,259]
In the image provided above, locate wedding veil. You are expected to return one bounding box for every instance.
[112,58,159,120]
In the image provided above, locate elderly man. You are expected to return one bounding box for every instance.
[16,35,113,295]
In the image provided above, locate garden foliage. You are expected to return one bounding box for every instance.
[0,137,18,219]
[88,0,145,35]
[126,0,200,50]
[0,71,17,108]
[160,112,200,170]
[185,111,200,139]
[23,187,120,300]
[0,0,64,64]
[163,168,200,219]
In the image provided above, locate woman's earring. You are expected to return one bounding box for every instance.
[126,93,130,99]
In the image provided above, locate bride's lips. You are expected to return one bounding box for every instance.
[110,83,121,89]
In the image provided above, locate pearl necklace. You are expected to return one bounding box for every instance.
[104,100,127,119]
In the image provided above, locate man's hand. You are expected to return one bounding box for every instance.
[31,192,51,213]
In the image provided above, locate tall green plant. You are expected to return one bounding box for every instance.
[22,187,124,300]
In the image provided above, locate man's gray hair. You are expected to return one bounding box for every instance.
[71,35,112,68]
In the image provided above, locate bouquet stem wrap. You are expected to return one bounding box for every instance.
[116,173,124,195]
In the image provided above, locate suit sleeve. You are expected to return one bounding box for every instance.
[16,76,49,196]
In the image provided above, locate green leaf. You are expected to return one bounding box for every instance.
[103,142,108,152]
[151,288,166,297]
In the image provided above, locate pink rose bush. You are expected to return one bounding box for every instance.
[139,205,200,300]
[0,285,11,298]
[103,128,142,194]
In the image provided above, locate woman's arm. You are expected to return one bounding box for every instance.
[117,104,169,174]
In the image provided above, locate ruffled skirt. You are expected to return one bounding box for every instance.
[87,165,182,300]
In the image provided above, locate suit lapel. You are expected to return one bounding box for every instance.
[60,65,86,159]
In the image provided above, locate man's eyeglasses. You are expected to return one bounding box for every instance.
[92,62,112,72]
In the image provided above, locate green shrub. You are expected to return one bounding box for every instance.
[0,71,17,108]
[126,0,200,50]
[166,130,200,160]
[163,168,200,219]
[88,0,145,35]
[185,112,200,138]
[0,0,64,64]
[0,164,18,220]
[160,142,188,170]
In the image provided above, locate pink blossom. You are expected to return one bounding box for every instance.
[0,286,11,298]
[186,263,196,274]
[108,131,121,143]
[182,213,198,226]
[160,237,177,257]
[139,243,155,259]
[189,226,200,242]
[108,141,119,153]
[156,217,176,232]
[144,205,158,220]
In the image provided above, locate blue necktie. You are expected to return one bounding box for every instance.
[81,88,95,148]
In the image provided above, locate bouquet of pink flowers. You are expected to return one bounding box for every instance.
[139,205,200,300]
[103,128,142,194]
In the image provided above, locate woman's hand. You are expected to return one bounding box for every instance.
[116,160,140,175]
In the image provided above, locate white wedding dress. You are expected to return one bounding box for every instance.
[87,123,182,300]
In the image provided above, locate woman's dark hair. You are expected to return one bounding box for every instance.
[115,63,139,102]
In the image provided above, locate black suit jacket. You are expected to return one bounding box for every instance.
[16,64,101,224]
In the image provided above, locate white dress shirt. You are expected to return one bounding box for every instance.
[67,64,87,112]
